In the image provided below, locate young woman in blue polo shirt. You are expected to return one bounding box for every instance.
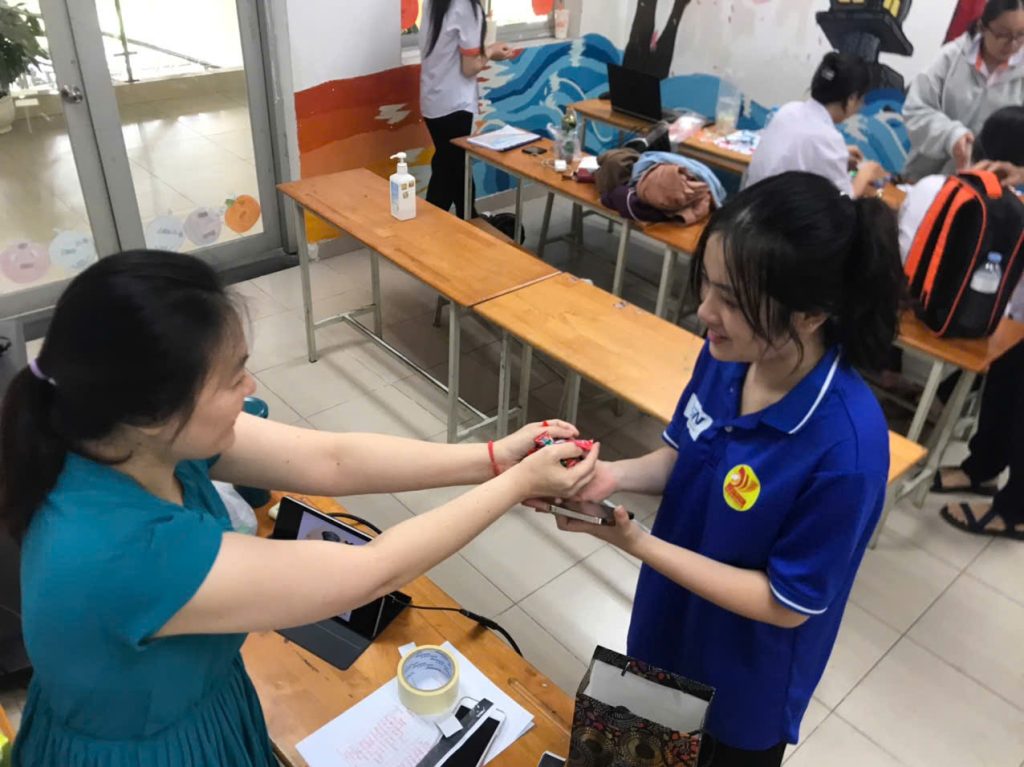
[550,171,903,766]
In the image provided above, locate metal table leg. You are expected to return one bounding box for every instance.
[369,249,384,338]
[447,304,464,443]
[497,331,512,437]
[463,154,473,222]
[869,484,896,549]
[913,370,977,506]
[538,193,555,259]
[655,248,677,319]
[611,221,633,297]
[563,371,582,423]
[517,342,533,429]
[294,201,318,363]
[514,177,523,244]
[906,359,944,443]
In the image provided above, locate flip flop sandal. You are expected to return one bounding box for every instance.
[931,471,998,498]
[940,503,1024,540]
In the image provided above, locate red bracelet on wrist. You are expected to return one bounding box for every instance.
[487,440,501,477]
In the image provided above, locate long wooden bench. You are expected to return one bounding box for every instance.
[476,272,927,487]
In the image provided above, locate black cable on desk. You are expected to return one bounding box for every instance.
[327,511,523,657]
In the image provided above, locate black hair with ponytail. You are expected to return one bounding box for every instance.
[810,51,872,106]
[689,171,904,371]
[425,0,488,58]
[0,251,240,542]
[969,0,1024,36]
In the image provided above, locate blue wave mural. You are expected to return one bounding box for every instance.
[473,33,910,196]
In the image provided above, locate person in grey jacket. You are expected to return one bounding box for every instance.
[903,0,1024,180]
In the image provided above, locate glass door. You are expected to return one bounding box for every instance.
[0,0,117,318]
[0,0,282,319]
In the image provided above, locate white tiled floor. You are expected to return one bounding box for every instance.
[4,178,1023,767]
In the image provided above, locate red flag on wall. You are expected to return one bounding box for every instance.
[945,0,986,42]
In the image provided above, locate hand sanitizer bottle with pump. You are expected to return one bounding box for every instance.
[389,152,416,221]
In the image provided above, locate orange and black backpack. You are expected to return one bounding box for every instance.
[904,170,1024,338]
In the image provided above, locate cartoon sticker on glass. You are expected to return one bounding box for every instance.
[145,214,186,252]
[0,241,51,284]
[224,194,261,234]
[184,207,224,247]
[49,230,98,273]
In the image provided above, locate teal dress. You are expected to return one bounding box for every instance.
[14,453,275,767]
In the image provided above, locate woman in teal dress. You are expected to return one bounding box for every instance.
[0,251,598,767]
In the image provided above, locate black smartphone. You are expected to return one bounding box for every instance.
[548,499,634,526]
[537,753,566,767]
[450,700,506,767]
[522,146,547,156]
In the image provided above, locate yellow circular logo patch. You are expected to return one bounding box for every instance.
[723,464,761,511]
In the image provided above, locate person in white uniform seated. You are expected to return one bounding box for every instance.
[744,52,888,198]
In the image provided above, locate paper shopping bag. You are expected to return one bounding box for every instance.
[568,646,714,767]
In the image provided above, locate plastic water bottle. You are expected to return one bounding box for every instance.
[959,252,1002,334]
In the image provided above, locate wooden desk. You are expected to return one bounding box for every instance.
[476,273,926,486]
[243,494,574,767]
[278,169,559,442]
[454,136,706,318]
[892,313,1024,509]
[570,99,753,176]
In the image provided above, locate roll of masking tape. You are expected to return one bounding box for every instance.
[397,645,460,716]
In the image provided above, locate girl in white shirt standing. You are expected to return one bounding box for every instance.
[419,0,513,219]
[745,52,888,198]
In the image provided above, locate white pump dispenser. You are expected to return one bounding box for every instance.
[389,152,416,221]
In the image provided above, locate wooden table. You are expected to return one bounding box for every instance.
[454,136,706,318]
[476,273,926,489]
[570,99,754,176]
[890,313,1024,509]
[243,494,574,767]
[278,169,559,442]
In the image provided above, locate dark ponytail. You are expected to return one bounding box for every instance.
[841,197,905,369]
[689,172,904,371]
[425,0,488,59]
[969,0,1024,36]
[810,51,872,106]
[0,251,240,542]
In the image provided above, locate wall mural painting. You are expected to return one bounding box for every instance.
[816,0,914,91]
[945,0,986,42]
[292,1,944,244]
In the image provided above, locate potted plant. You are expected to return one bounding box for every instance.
[0,2,48,134]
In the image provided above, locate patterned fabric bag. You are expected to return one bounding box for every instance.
[568,646,713,767]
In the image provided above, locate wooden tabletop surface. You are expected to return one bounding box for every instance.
[476,273,926,483]
[242,494,574,767]
[898,312,1024,374]
[455,136,707,254]
[570,99,753,175]
[278,169,558,307]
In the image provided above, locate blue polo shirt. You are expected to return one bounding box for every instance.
[627,342,888,749]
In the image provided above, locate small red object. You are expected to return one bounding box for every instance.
[529,431,594,467]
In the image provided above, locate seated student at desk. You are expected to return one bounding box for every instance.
[0,251,597,767]
[744,52,889,198]
[540,172,904,766]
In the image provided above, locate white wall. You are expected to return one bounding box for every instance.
[581,0,961,106]
[285,0,401,92]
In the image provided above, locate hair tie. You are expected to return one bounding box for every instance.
[29,359,56,386]
[821,67,836,81]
